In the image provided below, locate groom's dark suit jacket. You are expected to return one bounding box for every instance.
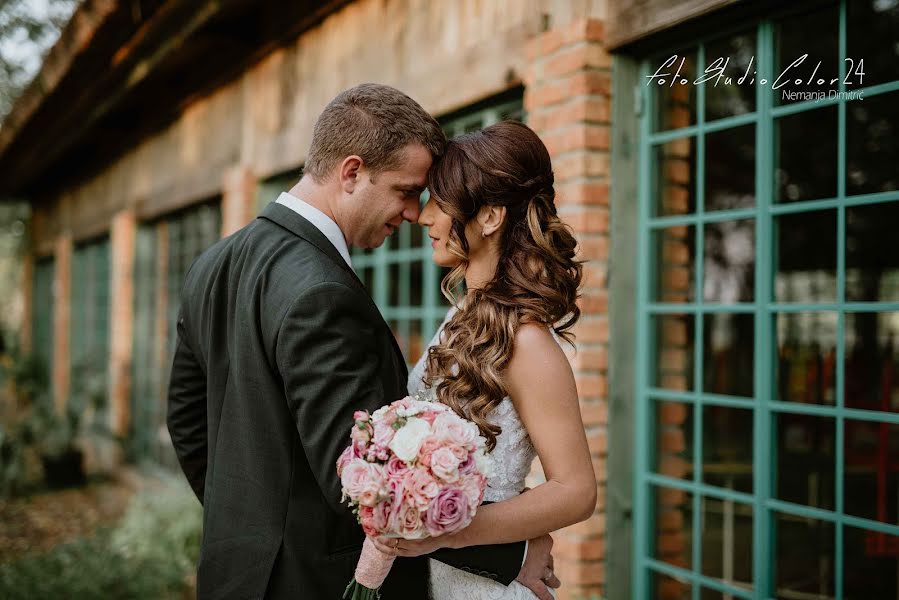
[167,202,525,599]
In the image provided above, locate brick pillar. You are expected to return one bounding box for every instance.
[525,18,610,600]
[20,253,34,355]
[221,165,257,237]
[52,233,72,413]
[108,209,136,438]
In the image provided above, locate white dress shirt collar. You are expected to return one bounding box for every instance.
[275,192,353,268]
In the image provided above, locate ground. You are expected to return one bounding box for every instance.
[0,472,140,564]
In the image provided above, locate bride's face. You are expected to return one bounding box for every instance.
[418,194,463,267]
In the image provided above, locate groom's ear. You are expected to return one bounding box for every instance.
[478,205,507,237]
[339,155,364,193]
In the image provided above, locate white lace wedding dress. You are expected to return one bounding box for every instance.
[407,307,554,600]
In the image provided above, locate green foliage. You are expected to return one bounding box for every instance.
[0,475,203,600]
[0,0,78,121]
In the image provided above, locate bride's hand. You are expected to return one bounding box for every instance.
[370,534,450,557]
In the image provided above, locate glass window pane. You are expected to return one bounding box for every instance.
[407,320,424,366]
[847,92,899,196]
[845,418,899,525]
[654,314,695,392]
[653,484,694,570]
[775,414,836,510]
[848,0,899,88]
[654,138,697,217]
[704,125,755,212]
[844,525,899,599]
[703,405,753,493]
[703,219,755,303]
[703,313,754,398]
[652,569,692,600]
[776,107,838,202]
[388,263,401,307]
[654,400,694,481]
[775,312,839,405]
[847,202,899,303]
[845,312,899,412]
[774,514,835,598]
[774,4,839,106]
[775,210,838,302]
[703,31,757,121]
[654,225,696,303]
[651,49,698,132]
[700,496,753,592]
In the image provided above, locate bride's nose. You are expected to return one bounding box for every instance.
[417,198,434,226]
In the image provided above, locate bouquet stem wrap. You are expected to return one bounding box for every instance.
[342,537,394,599]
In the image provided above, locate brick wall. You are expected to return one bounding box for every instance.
[525,18,611,600]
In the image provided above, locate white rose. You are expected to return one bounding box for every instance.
[388,417,432,462]
[474,449,495,479]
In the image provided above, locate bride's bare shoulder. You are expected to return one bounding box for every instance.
[508,323,569,373]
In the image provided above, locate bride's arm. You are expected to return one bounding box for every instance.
[447,323,596,548]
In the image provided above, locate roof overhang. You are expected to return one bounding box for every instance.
[0,0,348,199]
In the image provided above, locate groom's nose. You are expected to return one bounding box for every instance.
[401,197,421,223]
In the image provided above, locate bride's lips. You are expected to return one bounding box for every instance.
[429,236,438,248]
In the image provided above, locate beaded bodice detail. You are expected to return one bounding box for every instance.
[406,307,537,503]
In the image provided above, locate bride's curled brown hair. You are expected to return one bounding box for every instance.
[425,121,583,450]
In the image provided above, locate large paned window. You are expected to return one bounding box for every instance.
[130,200,220,461]
[69,237,110,419]
[352,96,525,366]
[634,2,899,598]
[31,257,54,393]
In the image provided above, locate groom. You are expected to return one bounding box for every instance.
[167,83,560,599]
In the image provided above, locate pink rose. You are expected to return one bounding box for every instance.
[417,436,442,468]
[351,422,372,445]
[457,453,476,476]
[390,397,411,410]
[336,446,354,477]
[371,500,392,535]
[341,460,386,506]
[430,447,462,483]
[353,438,369,457]
[404,469,440,509]
[386,455,411,481]
[419,410,438,425]
[391,498,425,538]
[450,446,468,461]
[460,474,487,511]
[359,505,378,536]
[373,420,396,448]
[354,410,370,422]
[425,488,470,536]
[433,412,478,447]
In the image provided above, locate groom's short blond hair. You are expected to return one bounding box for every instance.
[304,83,446,182]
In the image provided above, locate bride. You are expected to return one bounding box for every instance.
[371,121,597,599]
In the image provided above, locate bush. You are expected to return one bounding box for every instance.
[0,474,202,599]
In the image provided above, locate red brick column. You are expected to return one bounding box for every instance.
[108,209,135,438]
[221,165,257,237]
[52,233,72,413]
[525,18,610,600]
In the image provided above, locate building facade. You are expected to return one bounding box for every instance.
[1,0,897,598]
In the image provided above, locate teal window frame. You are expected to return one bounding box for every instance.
[131,223,159,460]
[165,200,222,361]
[31,256,55,395]
[69,236,110,417]
[632,2,899,598]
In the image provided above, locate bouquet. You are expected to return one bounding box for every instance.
[338,393,494,599]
